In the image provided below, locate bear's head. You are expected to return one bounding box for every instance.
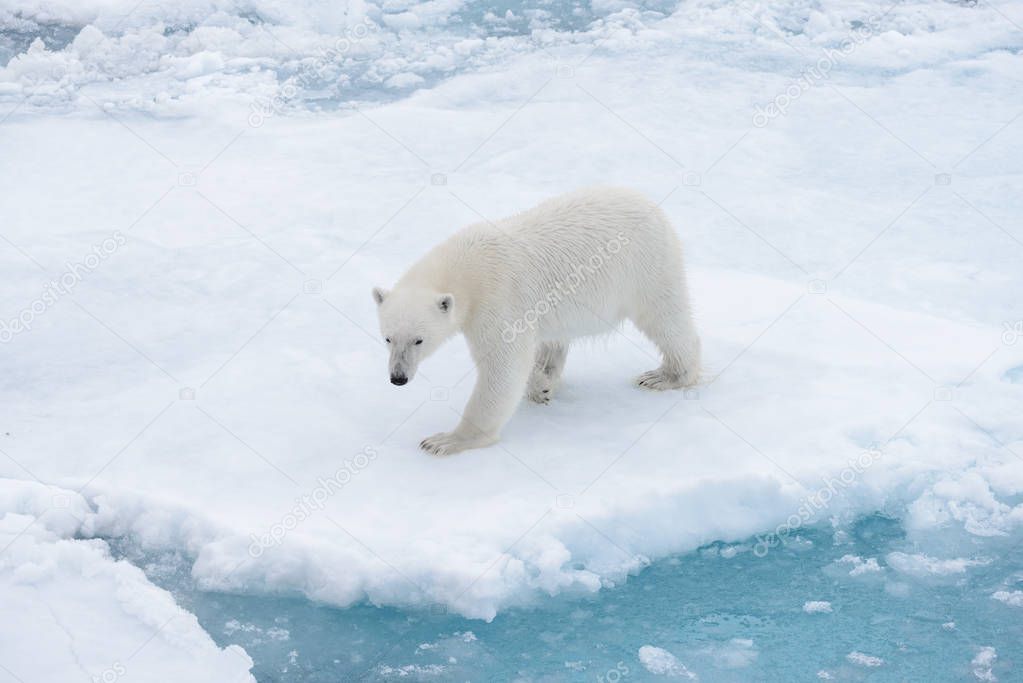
[372,286,457,386]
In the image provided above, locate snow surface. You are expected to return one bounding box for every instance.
[2,0,1023,678]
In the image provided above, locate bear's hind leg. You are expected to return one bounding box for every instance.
[526,342,568,404]
[632,299,701,391]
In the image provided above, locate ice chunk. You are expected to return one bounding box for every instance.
[638,646,697,678]
[803,601,832,613]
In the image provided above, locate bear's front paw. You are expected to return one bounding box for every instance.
[420,430,498,456]
[417,432,463,456]
[420,432,459,456]
[636,368,687,391]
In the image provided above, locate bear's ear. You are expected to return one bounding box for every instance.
[437,293,454,313]
[372,287,388,306]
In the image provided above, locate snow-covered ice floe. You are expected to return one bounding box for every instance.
[0,481,254,682]
[2,0,1022,678]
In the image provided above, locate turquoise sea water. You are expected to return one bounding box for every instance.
[118,515,1023,681]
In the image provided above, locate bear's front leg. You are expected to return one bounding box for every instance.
[421,335,536,456]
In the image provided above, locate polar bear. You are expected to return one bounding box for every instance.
[372,187,701,455]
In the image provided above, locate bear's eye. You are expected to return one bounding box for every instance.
[415,338,423,345]
[385,337,391,344]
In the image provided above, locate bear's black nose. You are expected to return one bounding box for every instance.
[390,375,408,386]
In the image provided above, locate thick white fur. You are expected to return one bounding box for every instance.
[373,187,701,455]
